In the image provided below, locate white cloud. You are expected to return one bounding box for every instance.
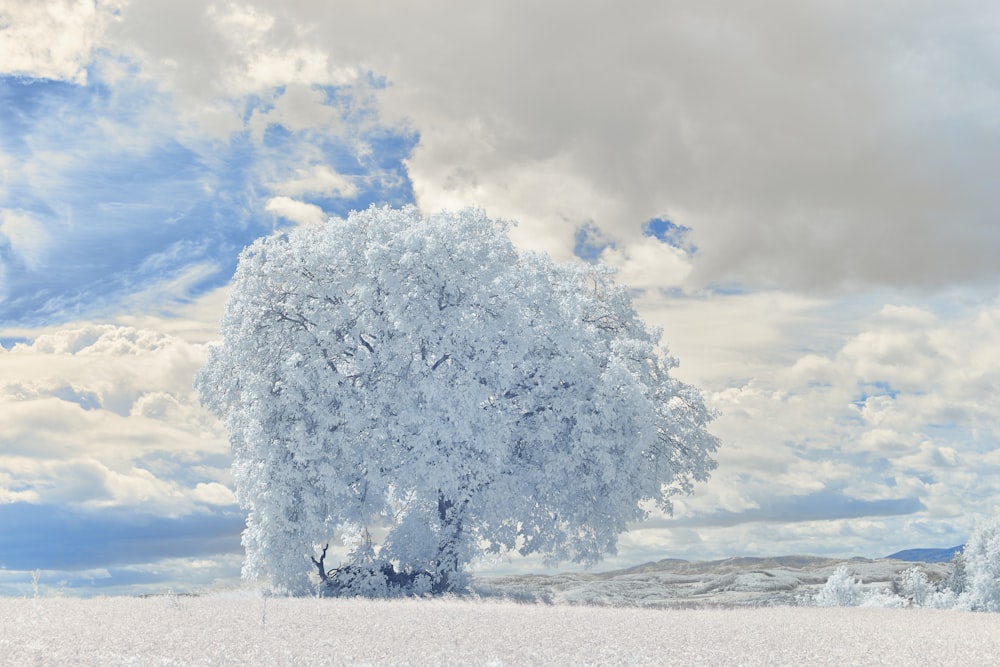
[11,1,1000,290]
[247,84,345,140]
[220,0,1000,291]
[599,238,692,291]
[192,481,237,507]
[114,285,229,345]
[270,164,357,199]
[265,196,327,226]
[648,295,1000,558]
[0,321,231,514]
[103,0,361,138]
[0,209,51,269]
[0,0,124,83]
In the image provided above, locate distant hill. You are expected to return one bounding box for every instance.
[477,555,954,607]
[885,546,964,563]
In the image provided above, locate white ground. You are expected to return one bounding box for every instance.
[3,594,1000,666]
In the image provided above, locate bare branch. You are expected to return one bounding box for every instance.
[311,544,330,582]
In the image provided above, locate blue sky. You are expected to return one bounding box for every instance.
[2,0,1000,595]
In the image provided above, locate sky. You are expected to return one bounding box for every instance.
[2,0,1000,596]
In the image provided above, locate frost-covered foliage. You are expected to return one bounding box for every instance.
[196,205,719,596]
[898,567,934,607]
[963,516,1000,611]
[859,588,907,609]
[815,518,1000,612]
[818,564,965,611]
[858,567,960,610]
[813,567,863,607]
[946,550,967,595]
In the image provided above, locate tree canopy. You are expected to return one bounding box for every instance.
[196,205,719,595]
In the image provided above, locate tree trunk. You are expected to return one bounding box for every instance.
[434,492,465,593]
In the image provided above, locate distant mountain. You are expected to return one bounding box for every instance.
[885,546,964,563]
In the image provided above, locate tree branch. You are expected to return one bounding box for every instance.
[311,544,330,582]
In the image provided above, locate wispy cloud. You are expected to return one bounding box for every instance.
[0,70,415,326]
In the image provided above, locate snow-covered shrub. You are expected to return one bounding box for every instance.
[925,588,962,610]
[899,566,934,607]
[860,589,906,608]
[946,550,967,595]
[324,563,391,598]
[814,566,863,607]
[962,517,1000,612]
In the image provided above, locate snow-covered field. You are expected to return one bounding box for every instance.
[3,594,1000,666]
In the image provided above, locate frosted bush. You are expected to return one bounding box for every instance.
[899,566,934,607]
[814,566,863,607]
[925,588,962,610]
[963,517,1000,612]
[860,589,906,608]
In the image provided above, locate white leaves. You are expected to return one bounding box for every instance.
[198,205,719,593]
[964,517,1000,612]
[814,566,863,607]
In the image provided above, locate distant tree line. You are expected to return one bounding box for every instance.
[814,517,1000,611]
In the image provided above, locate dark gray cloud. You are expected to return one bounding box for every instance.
[272,0,1000,291]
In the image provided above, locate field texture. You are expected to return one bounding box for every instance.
[2,595,1000,665]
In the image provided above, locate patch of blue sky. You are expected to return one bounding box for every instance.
[0,502,244,571]
[316,81,383,124]
[851,380,900,408]
[573,221,613,262]
[0,73,417,327]
[703,283,747,296]
[670,487,925,527]
[265,124,417,216]
[643,217,696,253]
[0,77,109,158]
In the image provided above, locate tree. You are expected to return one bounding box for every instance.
[946,549,967,595]
[196,205,719,596]
[814,566,863,607]
[962,516,1000,611]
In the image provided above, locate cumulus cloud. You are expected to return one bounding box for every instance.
[0,0,123,83]
[265,196,327,226]
[636,294,1000,559]
[0,310,244,588]
[12,1,1000,292]
[103,0,361,137]
[599,237,693,290]
[212,0,1000,291]
[270,164,358,199]
[0,319,234,543]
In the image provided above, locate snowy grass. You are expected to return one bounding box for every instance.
[3,594,1000,665]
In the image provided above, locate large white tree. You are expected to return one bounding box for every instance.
[197,205,719,595]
